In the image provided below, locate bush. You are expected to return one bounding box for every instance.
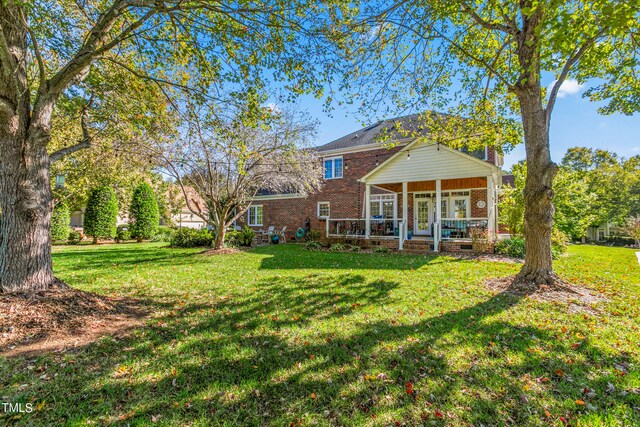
[306,230,321,241]
[494,236,526,258]
[225,226,255,247]
[374,246,390,253]
[329,242,347,252]
[351,245,361,252]
[170,227,213,248]
[51,202,71,241]
[151,226,174,242]
[551,229,569,258]
[67,230,82,245]
[116,225,131,243]
[305,240,324,251]
[129,183,160,242]
[84,186,118,243]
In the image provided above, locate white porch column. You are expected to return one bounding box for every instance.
[402,182,408,249]
[434,179,441,252]
[365,184,371,238]
[487,174,496,239]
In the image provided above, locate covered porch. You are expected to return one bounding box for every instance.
[326,142,501,252]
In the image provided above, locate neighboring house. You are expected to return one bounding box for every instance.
[586,222,624,242]
[237,113,509,252]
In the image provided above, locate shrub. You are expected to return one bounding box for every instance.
[116,225,131,243]
[305,240,323,251]
[306,230,321,241]
[170,227,213,247]
[329,242,347,252]
[494,236,526,258]
[84,186,118,243]
[67,230,82,245]
[374,246,390,253]
[551,229,569,259]
[51,202,71,241]
[151,225,174,242]
[351,245,361,252]
[225,226,255,247]
[129,183,160,242]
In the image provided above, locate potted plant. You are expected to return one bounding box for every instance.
[469,227,490,253]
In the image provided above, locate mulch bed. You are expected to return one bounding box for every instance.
[201,247,243,255]
[0,287,147,357]
[484,275,607,314]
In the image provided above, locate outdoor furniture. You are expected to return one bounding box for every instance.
[276,226,287,243]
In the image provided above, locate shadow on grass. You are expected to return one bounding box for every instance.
[3,272,636,426]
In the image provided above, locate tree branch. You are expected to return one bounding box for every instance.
[545,29,606,123]
[49,95,94,162]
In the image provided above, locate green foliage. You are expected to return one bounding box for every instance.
[374,246,390,253]
[494,237,526,259]
[67,230,82,245]
[170,228,213,248]
[498,161,526,235]
[329,242,347,251]
[551,229,569,259]
[116,225,131,243]
[151,226,175,243]
[129,183,160,241]
[225,226,256,247]
[351,245,361,252]
[306,230,321,241]
[51,202,71,241]
[83,186,118,241]
[305,240,324,251]
[624,217,640,246]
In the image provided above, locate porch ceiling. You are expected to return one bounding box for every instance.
[375,176,488,193]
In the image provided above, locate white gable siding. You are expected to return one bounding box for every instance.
[363,142,494,184]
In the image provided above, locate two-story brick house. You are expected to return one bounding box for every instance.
[239,114,506,252]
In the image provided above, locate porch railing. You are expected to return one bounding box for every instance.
[441,218,488,239]
[326,218,402,238]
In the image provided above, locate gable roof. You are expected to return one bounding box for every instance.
[316,113,437,153]
[360,138,500,184]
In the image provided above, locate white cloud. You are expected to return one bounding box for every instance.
[548,79,584,98]
[264,102,281,113]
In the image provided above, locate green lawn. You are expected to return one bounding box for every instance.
[2,244,639,426]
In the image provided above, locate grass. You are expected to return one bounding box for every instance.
[1,243,639,426]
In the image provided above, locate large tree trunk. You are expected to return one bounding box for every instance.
[0,135,56,292]
[515,87,559,285]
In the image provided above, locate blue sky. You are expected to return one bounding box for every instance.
[299,79,640,170]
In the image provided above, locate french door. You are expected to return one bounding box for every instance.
[413,194,432,235]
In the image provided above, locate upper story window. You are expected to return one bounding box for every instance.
[459,146,487,161]
[324,156,343,179]
[247,205,263,226]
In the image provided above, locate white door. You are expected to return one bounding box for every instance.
[413,195,432,235]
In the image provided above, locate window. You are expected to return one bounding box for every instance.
[459,146,487,160]
[452,198,468,218]
[317,202,330,218]
[247,205,263,226]
[324,156,343,179]
[370,194,396,219]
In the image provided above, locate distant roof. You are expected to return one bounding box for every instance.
[316,113,437,152]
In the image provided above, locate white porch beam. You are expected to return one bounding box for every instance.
[402,182,408,226]
[434,179,441,252]
[487,174,496,239]
[365,184,371,238]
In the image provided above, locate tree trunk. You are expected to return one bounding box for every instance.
[0,136,57,292]
[515,87,559,285]
[213,222,226,250]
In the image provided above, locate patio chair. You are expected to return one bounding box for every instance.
[266,226,275,235]
[277,226,287,243]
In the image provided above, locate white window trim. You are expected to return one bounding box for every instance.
[247,205,263,226]
[369,194,397,220]
[324,156,344,180]
[317,201,330,219]
[459,146,488,161]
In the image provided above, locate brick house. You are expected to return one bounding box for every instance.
[238,114,506,252]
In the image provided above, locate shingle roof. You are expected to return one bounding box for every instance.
[315,113,438,152]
